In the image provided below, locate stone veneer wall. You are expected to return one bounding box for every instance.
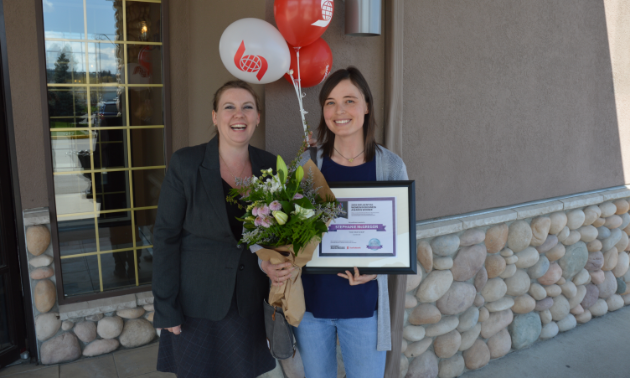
[23,209,158,365]
[401,187,630,378]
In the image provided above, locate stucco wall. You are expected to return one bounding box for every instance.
[4,0,48,209]
[264,0,386,161]
[180,0,267,150]
[402,1,624,221]
[605,0,630,190]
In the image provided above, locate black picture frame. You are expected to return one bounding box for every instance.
[303,180,417,275]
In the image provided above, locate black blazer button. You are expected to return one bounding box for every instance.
[239,264,245,271]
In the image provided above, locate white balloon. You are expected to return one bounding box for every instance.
[219,18,291,84]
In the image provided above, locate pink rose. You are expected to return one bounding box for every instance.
[269,201,282,211]
[293,193,304,200]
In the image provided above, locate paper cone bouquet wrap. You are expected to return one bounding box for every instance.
[227,148,341,326]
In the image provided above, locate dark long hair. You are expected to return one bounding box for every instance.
[317,66,380,162]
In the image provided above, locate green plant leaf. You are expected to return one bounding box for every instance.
[277,155,288,182]
[294,197,315,209]
[280,201,292,213]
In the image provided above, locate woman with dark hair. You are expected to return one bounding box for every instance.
[293,67,408,377]
[152,80,291,377]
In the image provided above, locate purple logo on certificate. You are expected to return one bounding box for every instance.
[328,224,387,232]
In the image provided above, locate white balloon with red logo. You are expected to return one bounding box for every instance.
[219,18,291,84]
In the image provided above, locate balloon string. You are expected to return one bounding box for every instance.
[292,47,309,142]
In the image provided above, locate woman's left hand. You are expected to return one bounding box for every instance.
[338,267,377,285]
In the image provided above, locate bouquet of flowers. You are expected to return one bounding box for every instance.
[227,141,342,326]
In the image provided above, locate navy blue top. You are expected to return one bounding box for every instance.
[302,155,378,319]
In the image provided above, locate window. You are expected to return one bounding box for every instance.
[42,0,166,299]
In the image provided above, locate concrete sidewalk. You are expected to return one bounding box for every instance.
[0,342,284,378]
[461,305,630,378]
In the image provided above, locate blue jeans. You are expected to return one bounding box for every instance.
[292,311,386,378]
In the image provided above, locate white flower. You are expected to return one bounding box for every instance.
[292,204,315,220]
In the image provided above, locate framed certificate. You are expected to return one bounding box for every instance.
[303,181,417,275]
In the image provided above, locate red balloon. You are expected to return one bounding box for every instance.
[284,38,333,88]
[275,0,334,47]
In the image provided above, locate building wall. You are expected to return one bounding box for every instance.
[263,0,386,161]
[263,1,630,222]
[604,0,630,190]
[4,0,48,209]
[402,0,624,221]
[171,0,267,151]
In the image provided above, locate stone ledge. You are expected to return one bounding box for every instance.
[416,219,463,239]
[59,291,154,320]
[561,193,604,210]
[23,208,50,227]
[461,210,517,229]
[516,201,564,219]
[602,187,630,201]
[416,185,630,238]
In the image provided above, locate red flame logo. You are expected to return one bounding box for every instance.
[234,41,268,81]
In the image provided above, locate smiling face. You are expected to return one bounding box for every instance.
[212,88,260,148]
[323,79,369,140]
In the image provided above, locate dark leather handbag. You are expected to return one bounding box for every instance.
[263,299,296,360]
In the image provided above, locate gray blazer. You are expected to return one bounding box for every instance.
[152,135,277,329]
[301,145,408,352]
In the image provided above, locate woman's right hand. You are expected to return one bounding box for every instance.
[158,325,182,335]
[262,260,295,287]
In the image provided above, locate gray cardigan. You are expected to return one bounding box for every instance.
[302,145,409,352]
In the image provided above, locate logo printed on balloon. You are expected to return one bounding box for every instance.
[318,64,330,85]
[311,0,334,27]
[234,41,268,81]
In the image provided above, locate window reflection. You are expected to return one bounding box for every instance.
[54,174,99,218]
[51,132,93,173]
[132,169,165,208]
[45,41,86,84]
[98,211,133,251]
[94,171,131,212]
[103,251,137,290]
[86,0,123,41]
[60,256,100,296]
[128,87,163,126]
[58,218,97,256]
[88,42,124,84]
[45,0,165,297]
[48,88,88,128]
[126,2,161,42]
[131,128,165,167]
[93,129,128,170]
[91,87,127,127]
[43,0,85,40]
[127,45,162,85]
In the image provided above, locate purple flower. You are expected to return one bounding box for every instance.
[293,193,304,199]
[269,200,282,211]
[252,207,259,216]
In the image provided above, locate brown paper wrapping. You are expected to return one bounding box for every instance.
[255,159,335,327]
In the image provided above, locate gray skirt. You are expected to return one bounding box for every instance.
[156,293,275,378]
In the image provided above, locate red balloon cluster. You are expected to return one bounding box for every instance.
[274,0,334,88]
